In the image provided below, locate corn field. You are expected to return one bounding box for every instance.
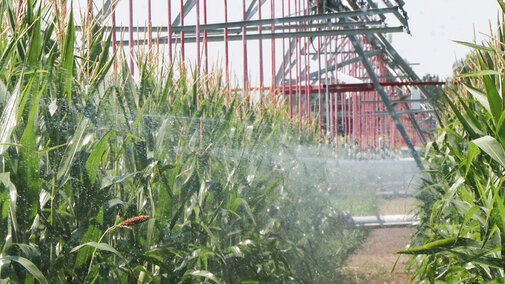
[404,1,505,282]
[0,1,380,283]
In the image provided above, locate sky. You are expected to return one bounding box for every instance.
[83,0,503,82]
[391,0,501,78]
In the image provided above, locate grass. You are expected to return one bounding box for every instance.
[0,1,377,283]
[405,1,505,282]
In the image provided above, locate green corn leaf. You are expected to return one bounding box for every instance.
[463,84,490,112]
[453,40,495,52]
[71,242,125,261]
[74,226,102,268]
[465,142,480,177]
[478,57,503,124]
[18,80,46,220]
[399,237,478,255]
[471,136,505,168]
[61,8,75,101]
[0,255,48,284]
[86,131,113,184]
[180,270,220,284]
[498,0,505,13]
[25,12,41,66]
[0,172,17,234]
[458,70,500,77]
[56,117,90,186]
[443,93,478,139]
[456,206,481,239]
[0,79,21,155]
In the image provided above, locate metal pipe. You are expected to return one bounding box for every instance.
[196,0,201,67]
[288,0,293,120]
[92,20,387,34]
[203,0,208,74]
[317,0,322,135]
[297,0,302,133]
[271,0,276,96]
[148,0,152,50]
[169,6,400,31]
[120,26,405,45]
[282,0,286,109]
[224,0,229,86]
[304,0,309,127]
[180,0,185,61]
[112,0,117,74]
[242,0,248,93]
[258,0,265,107]
[196,0,201,107]
[350,214,418,228]
[129,0,134,75]
[168,0,172,61]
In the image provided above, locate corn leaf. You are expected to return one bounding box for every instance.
[0,255,48,284]
[61,8,75,101]
[471,136,505,168]
[86,131,113,184]
[399,237,478,255]
[463,84,490,112]
[71,242,125,261]
[453,40,495,52]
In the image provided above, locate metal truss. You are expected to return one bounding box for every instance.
[90,0,444,168]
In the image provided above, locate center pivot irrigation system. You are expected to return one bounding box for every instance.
[89,0,444,170]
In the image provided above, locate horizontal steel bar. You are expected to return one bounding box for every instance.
[86,20,385,34]
[348,214,419,228]
[279,81,445,94]
[119,26,405,45]
[361,99,429,104]
[372,109,435,116]
[171,7,398,32]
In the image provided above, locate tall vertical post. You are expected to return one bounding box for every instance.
[196,0,201,107]
[258,0,264,107]
[168,0,172,62]
[317,0,322,135]
[196,0,201,67]
[288,0,293,120]
[224,0,229,87]
[334,34,339,144]
[203,0,208,74]
[271,0,276,99]
[180,0,185,62]
[148,0,152,50]
[304,0,309,127]
[112,0,117,74]
[297,0,302,133]
[282,0,286,111]
[129,0,134,75]
[242,0,248,94]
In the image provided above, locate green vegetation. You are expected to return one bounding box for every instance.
[0,1,376,282]
[405,2,505,282]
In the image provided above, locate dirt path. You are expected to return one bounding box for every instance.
[339,198,416,283]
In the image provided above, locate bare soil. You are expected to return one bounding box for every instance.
[339,198,416,283]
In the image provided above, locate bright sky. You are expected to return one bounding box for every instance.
[392,0,501,79]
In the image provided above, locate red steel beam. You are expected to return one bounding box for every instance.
[129,0,134,75]
[280,81,445,94]
[168,0,172,61]
[224,0,229,86]
[180,0,185,61]
[258,0,264,107]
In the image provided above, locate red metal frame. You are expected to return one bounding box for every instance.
[110,0,443,151]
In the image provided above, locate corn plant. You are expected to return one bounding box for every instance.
[404,1,505,282]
